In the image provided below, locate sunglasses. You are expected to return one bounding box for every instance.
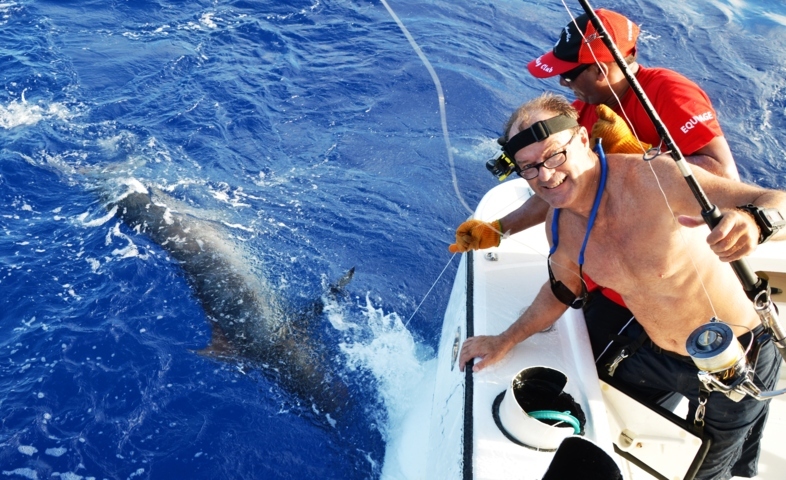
[559,64,591,83]
[547,254,588,309]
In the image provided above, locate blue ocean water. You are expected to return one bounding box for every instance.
[1,0,785,478]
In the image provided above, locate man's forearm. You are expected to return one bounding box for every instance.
[751,191,786,243]
[499,282,568,347]
[500,194,550,235]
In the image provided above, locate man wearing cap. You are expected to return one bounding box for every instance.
[528,8,737,177]
[458,93,784,479]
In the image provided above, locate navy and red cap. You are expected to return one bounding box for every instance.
[527,9,640,79]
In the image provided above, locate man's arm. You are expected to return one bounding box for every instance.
[679,188,786,262]
[685,136,740,181]
[499,194,550,235]
[448,193,550,253]
[459,243,578,373]
[653,156,786,261]
[458,280,569,372]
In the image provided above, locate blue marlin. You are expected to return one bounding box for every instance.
[105,179,351,415]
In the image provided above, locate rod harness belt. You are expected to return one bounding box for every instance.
[576,0,786,366]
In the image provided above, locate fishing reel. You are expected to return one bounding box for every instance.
[486,137,518,181]
[686,320,785,402]
[687,322,760,402]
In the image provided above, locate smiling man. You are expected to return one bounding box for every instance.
[459,93,785,480]
[450,9,739,254]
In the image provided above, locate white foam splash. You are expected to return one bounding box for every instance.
[17,445,37,456]
[208,183,253,208]
[222,221,254,233]
[85,258,100,272]
[0,96,71,129]
[200,12,217,28]
[77,207,117,228]
[45,447,67,457]
[52,473,89,480]
[336,294,433,479]
[109,223,142,259]
[764,12,786,26]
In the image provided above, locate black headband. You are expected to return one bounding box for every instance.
[503,115,579,158]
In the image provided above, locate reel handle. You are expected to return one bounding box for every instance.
[754,292,786,360]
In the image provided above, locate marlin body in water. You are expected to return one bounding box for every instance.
[105,179,351,415]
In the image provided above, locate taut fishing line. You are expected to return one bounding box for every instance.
[379,0,476,324]
[379,0,474,215]
[405,253,457,328]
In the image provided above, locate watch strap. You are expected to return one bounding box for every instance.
[736,204,785,244]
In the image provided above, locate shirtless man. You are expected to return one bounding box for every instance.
[451,9,738,253]
[459,93,785,479]
[451,10,750,398]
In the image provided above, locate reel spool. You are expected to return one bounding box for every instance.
[686,323,745,374]
[686,322,751,402]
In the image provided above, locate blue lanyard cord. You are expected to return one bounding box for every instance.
[549,142,608,267]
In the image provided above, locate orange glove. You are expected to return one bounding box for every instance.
[591,104,652,154]
[449,219,503,253]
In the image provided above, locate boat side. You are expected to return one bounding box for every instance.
[427,179,618,479]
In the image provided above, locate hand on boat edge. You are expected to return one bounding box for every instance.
[459,335,512,373]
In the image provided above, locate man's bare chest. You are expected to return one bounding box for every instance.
[555,212,685,295]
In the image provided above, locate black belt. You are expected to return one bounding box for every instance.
[647,340,695,364]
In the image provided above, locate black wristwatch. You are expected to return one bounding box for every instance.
[736,204,786,244]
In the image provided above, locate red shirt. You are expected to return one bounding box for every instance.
[575,66,724,307]
[574,66,723,156]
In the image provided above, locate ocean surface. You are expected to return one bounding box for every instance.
[1,0,785,478]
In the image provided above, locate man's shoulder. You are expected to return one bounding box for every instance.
[637,66,706,92]
[606,152,668,184]
[573,100,596,129]
[603,154,671,213]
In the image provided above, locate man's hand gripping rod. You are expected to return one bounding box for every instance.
[578,0,786,397]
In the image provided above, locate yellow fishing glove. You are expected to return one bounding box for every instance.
[590,104,652,154]
[449,219,503,253]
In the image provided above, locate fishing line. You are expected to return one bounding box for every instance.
[379,0,474,215]
[560,0,718,317]
[405,252,457,327]
[380,0,476,326]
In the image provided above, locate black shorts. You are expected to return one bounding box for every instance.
[583,291,782,479]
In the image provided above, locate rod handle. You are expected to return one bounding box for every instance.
[701,206,763,295]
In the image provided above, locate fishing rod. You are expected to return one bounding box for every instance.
[577,0,786,401]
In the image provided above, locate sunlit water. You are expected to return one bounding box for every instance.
[1,0,785,478]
